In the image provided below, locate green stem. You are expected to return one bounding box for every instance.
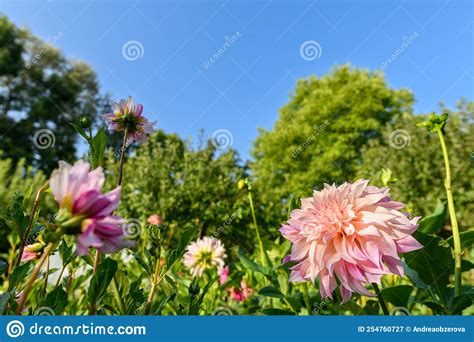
[117,128,129,186]
[302,283,312,314]
[15,243,54,315]
[145,249,162,315]
[247,191,267,266]
[15,182,49,267]
[112,277,126,314]
[372,283,389,315]
[436,127,462,296]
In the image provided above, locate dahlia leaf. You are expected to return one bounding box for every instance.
[258,286,285,299]
[58,240,74,265]
[260,308,295,315]
[8,262,33,291]
[236,247,270,275]
[88,258,118,305]
[44,288,68,314]
[380,285,413,308]
[449,293,473,314]
[446,230,474,250]
[0,292,10,312]
[418,199,447,234]
[0,260,7,275]
[91,127,107,168]
[403,232,452,302]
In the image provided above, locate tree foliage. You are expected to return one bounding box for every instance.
[0,16,105,173]
[251,65,414,226]
[105,130,256,251]
[358,100,474,229]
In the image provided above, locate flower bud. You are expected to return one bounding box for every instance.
[237,179,245,190]
[79,116,92,129]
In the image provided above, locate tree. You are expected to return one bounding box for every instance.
[251,65,414,226]
[358,100,474,230]
[0,16,105,173]
[105,130,256,252]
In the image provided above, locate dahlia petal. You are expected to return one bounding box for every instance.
[396,235,423,253]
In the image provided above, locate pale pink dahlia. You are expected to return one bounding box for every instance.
[280,179,422,303]
[103,96,155,144]
[183,237,226,277]
[50,160,134,255]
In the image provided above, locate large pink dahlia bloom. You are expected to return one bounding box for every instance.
[103,96,155,144]
[50,160,134,255]
[280,179,422,303]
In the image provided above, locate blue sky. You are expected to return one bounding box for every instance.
[1,0,472,160]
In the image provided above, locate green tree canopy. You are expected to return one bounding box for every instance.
[0,16,105,173]
[251,65,414,226]
[105,130,256,252]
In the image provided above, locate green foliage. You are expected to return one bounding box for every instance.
[358,101,474,228]
[105,130,253,251]
[252,65,414,226]
[0,16,106,173]
[88,258,118,307]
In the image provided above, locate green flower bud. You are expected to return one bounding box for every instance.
[79,116,92,129]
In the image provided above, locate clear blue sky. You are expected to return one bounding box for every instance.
[1,0,472,160]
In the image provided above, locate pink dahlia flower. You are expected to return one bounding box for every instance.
[50,160,134,255]
[218,265,229,284]
[280,179,422,303]
[227,280,253,302]
[183,237,226,277]
[103,96,155,144]
[147,214,163,226]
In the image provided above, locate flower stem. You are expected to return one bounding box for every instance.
[435,127,462,296]
[145,256,161,315]
[92,250,100,275]
[372,283,389,315]
[117,128,129,186]
[15,182,49,267]
[15,243,54,315]
[247,191,267,266]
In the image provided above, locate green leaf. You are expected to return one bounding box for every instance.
[0,260,7,275]
[88,258,118,305]
[132,252,152,275]
[70,123,89,142]
[363,300,380,315]
[0,292,10,312]
[236,247,269,274]
[155,292,176,315]
[166,226,196,270]
[446,230,474,250]
[422,301,446,314]
[449,293,473,315]
[59,240,74,265]
[44,288,68,314]
[91,127,107,168]
[260,308,295,315]
[418,199,447,234]
[258,286,285,299]
[461,259,474,272]
[9,262,33,291]
[380,285,413,308]
[404,232,452,301]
